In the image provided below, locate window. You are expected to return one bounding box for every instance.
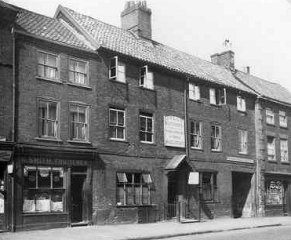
[140,65,154,90]
[23,166,65,213]
[69,104,89,141]
[38,100,59,138]
[211,125,222,151]
[267,136,276,161]
[238,130,248,154]
[37,51,58,80]
[280,139,289,163]
[69,58,88,85]
[265,180,285,205]
[279,111,287,128]
[139,113,154,143]
[116,172,152,206]
[109,108,125,140]
[266,108,275,125]
[109,56,126,83]
[237,96,246,112]
[201,172,217,202]
[190,120,202,149]
[189,83,200,101]
[209,88,226,105]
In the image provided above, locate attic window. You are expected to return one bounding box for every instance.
[140,66,154,90]
[109,56,126,83]
[209,88,226,105]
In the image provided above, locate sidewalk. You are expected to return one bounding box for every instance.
[1,216,291,240]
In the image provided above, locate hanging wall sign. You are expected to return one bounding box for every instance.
[164,116,185,148]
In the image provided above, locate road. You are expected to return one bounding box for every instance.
[159,226,291,240]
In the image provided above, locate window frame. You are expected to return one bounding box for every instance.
[189,83,200,101]
[279,110,287,128]
[267,136,276,161]
[37,50,59,81]
[139,65,154,90]
[211,124,222,151]
[280,139,289,163]
[266,108,275,125]
[109,56,126,83]
[200,172,218,202]
[190,120,203,149]
[139,112,154,144]
[209,88,226,105]
[238,129,248,154]
[68,57,89,86]
[109,107,126,141]
[237,95,246,112]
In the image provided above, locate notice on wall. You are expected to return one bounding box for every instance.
[164,116,185,148]
[266,180,284,205]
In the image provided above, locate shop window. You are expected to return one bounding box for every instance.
[189,83,200,101]
[238,130,248,154]
[23,166,65,213]
[279,111,287,128]
[109,56,126,83]
[140,65,154,90]
[280,139,289,163]
[139,112,154,143]
[116,172,152,206]
[209,88,226,105]
[265,180,285,205]
[109,107,125,140]
[267,136,276,161]
[201,172,217,202]
[69,104,89,141]
[69,58,89,85]
[37,51,59,80]
[211,124,222,151]
[237,96,246,112]
[266,108,275,125]
[38,100,59,139]
[190,120,202,149]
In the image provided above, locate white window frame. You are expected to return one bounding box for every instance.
[190,120,203,149]
[266,108,275,125]
[209,88,226,105]
[280,139,289,163]
[109,107,126,141]
[37,51,59,80]
[109,56,126,83]
[267,136,276,161]
[279,110,287,128]
[140,65,154,90]
[69,104,90,141]
[238,130,248,154]
[38,99,60,139]
[237,96,246,112]
[211,125,222,151]
[69,58,89,86]
[139,113,154,143]
[189,83,200,101]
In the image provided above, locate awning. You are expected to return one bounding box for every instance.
[165,154,186,170]
[0,150,12,162]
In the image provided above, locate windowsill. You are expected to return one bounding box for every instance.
[116,204,156,208]
[140,141,155,145]
[108,78,128,85]
[67,140,91,145]
[237,110,247,114]
[23,212,67,216]
[281,161,290,165]
[210,103,222,108]
[36,76,62,84]
[211,149,222,153]
[191,147,203,151]
[35,137,63,143]
[189,99,202,103]
[66,82,92,90]
[266,122,275,127]
[201,200,219,204]
[109,138,128,143]
[279,125,288,129]
[139,86,155,92]
[238,152,248,155]
[267,159,277,163]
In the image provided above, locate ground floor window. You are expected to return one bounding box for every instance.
[201,172,218,202]
[265,180,285,205]
[23,166,65,213]
[116,172,152,206]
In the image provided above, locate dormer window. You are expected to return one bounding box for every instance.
[140,65,154,90]
[209,88,226,105]
[109,56,126,83]
[237,95,246,112]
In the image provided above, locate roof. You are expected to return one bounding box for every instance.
[165,155,186,170]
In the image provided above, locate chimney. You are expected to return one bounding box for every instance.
[121,1,152,39]
[211,50,235,70]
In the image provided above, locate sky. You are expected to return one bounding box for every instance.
[5,0,291,92]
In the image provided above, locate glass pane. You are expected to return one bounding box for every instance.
[146,133,152,142]
[140,132,145,141]
[39,101,47,118]
[69,71,74,82]
[38,52,45,64]
[47,54,57,67]
[109,126,116,138]
[147,119,152,132]
[38,167,51,188]
[127,185,134,205]
[47,121,55,137]
[117,127,124,139]
[140,117,146,131]
[23,190,36,213]
[38,65,44,77]
[78,62,86,73]
[211,126,215,137]
[110,68,116,78]
[134,186,141,205]
[79,110,86,123]
[48,103,57,120]
[52,168,63,188]
[35,191,50,212]
[24,167,36,188]
[117,111,124,126]
[109,110,117,125]
[117,185,125,205]
[142,187,149,205]
[69,60,75,71]
[51,191,63,212]
[71,122,77,139]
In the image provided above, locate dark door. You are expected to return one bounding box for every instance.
[71,174,86,223]
[0,164,6,231]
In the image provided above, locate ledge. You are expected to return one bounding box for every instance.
[139,86,156,93]
[108,78,128,86]
[36,76,62,84]
[67,140,92,145]
[34,137,63,143]
[109,138,128,143]
[65,82,92,90]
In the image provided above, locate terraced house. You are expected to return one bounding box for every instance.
[0,0,291,231]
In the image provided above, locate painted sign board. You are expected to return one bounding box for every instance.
[188,172,199,185]
[164,116,185,148]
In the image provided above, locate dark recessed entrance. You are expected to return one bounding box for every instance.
[0,164,6,231]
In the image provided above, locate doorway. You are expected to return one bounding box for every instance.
[0,164,6,231]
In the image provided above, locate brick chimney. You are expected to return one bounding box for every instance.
[121,1,152,39]
[211,50,235,70]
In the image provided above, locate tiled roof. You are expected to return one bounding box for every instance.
[10,5,94,51]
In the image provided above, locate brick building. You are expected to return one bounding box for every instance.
[0,0,291,231]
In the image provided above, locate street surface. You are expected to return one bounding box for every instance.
[161,225,291,240]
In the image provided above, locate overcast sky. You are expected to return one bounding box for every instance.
[7,0,291,92]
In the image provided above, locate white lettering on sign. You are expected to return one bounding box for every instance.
[164,116,185,148]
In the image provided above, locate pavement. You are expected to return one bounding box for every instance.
[0,216,291,240]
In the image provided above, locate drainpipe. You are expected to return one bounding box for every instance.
[184,77,190,161]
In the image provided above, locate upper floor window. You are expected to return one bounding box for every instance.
[211,125,222,151]
[190,120,202,149]
[69,104,89,141]
[189,83,200,101]
[200,172,217,202]
[37,51,58,80]
[266,108,275,125]
[279,110,287,128]
[237,96,246,112]
[238,130,248,154]
[69,58,89,85]
[139,112,154,143]
[209,88,226,105]
[109,107,125,140]
[38,100,59,138]
[140,65,154,90]
[267,136,276,161]
[280,139,289,163]
[109,56,126,83]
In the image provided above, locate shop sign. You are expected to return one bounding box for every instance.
[164,116,185,148]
